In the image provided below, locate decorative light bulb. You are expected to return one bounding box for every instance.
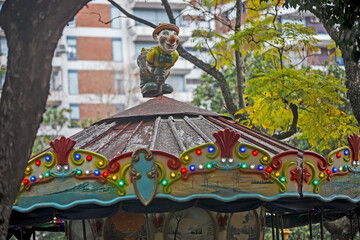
[208,146,215,153]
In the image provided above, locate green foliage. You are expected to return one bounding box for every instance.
[81,117,101,128]
[265,224,333,240]
[192,66,237,113]
[240,65,359,153]
[32,108,71,155]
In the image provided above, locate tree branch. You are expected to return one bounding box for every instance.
[235,0,246,110]
[107,0,157,28]
[272,103,298,140]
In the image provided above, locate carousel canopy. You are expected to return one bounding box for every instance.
[11,96,360,225]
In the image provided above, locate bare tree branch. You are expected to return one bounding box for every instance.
[107,0,157,28]
[89,11,121,25]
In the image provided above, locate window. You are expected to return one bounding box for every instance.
[0,38,8,56]
[70,104,80,127]
[111,5,121,29]
[114,71,124,94]
[133,9,182,26]
[115,104,125,112]
[0,70,5,89]
[68,70,79,95]
[67,37,77,60]
[310,16,320,23]
[167,75,185,92]
[112,38,122,62]
[186,78,201,85]
[134,42,157,59]
[68,17,76,27]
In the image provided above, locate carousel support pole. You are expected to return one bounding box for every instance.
[82,219,87,240]
[271,212,275,240]
[280,214,285,240]
[320,211,324,240]
[308,211,312,240]
[33,228,35,240]
[276,213,280,240]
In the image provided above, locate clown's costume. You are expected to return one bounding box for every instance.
[137,23,180,97]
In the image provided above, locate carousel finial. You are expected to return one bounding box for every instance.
[137,23,180,98]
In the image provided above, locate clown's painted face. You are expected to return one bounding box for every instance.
[154,29,180,54]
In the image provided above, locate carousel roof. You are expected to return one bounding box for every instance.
[11,96,360,225]
[69,96,297,159]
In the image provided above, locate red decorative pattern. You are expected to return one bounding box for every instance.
[24,177,54,191]
[326,171,349,181]
[304,151,327,171]
[302,167,311,183]
[218,215,228,227]
[107,152,133,173]
[348,133,360,162]
[290,167,299,183]
[213,128,240,158]
[167,157,182,170]
[181,169,216,180]
[152,215,164,228]
[75,175,107,184]
[50,136,76,166]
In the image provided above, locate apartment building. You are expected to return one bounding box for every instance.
[0,0,205,136]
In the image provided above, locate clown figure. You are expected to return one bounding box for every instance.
[137,23,180,97]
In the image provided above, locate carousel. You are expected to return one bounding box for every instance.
[8,24,360,240]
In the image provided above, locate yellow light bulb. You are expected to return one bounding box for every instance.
[319,173,324,178]
[26,167,31,172]
[99,161,104,166]
[262,156,268,161]
[170,172,176,178]
[112,175,117,181]
[184,155,189,161]
[275,172,280,177]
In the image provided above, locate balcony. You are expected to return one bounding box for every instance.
[132,0,186,10]
[171,58,193,75]
[47,72,63,107]
[128,22,192,42]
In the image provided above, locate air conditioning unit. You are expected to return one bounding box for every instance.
[55,44,66,55]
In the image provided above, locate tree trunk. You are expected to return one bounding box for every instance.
[0,0,89,237]
[235,0,246,111]
[343,56,360,125]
